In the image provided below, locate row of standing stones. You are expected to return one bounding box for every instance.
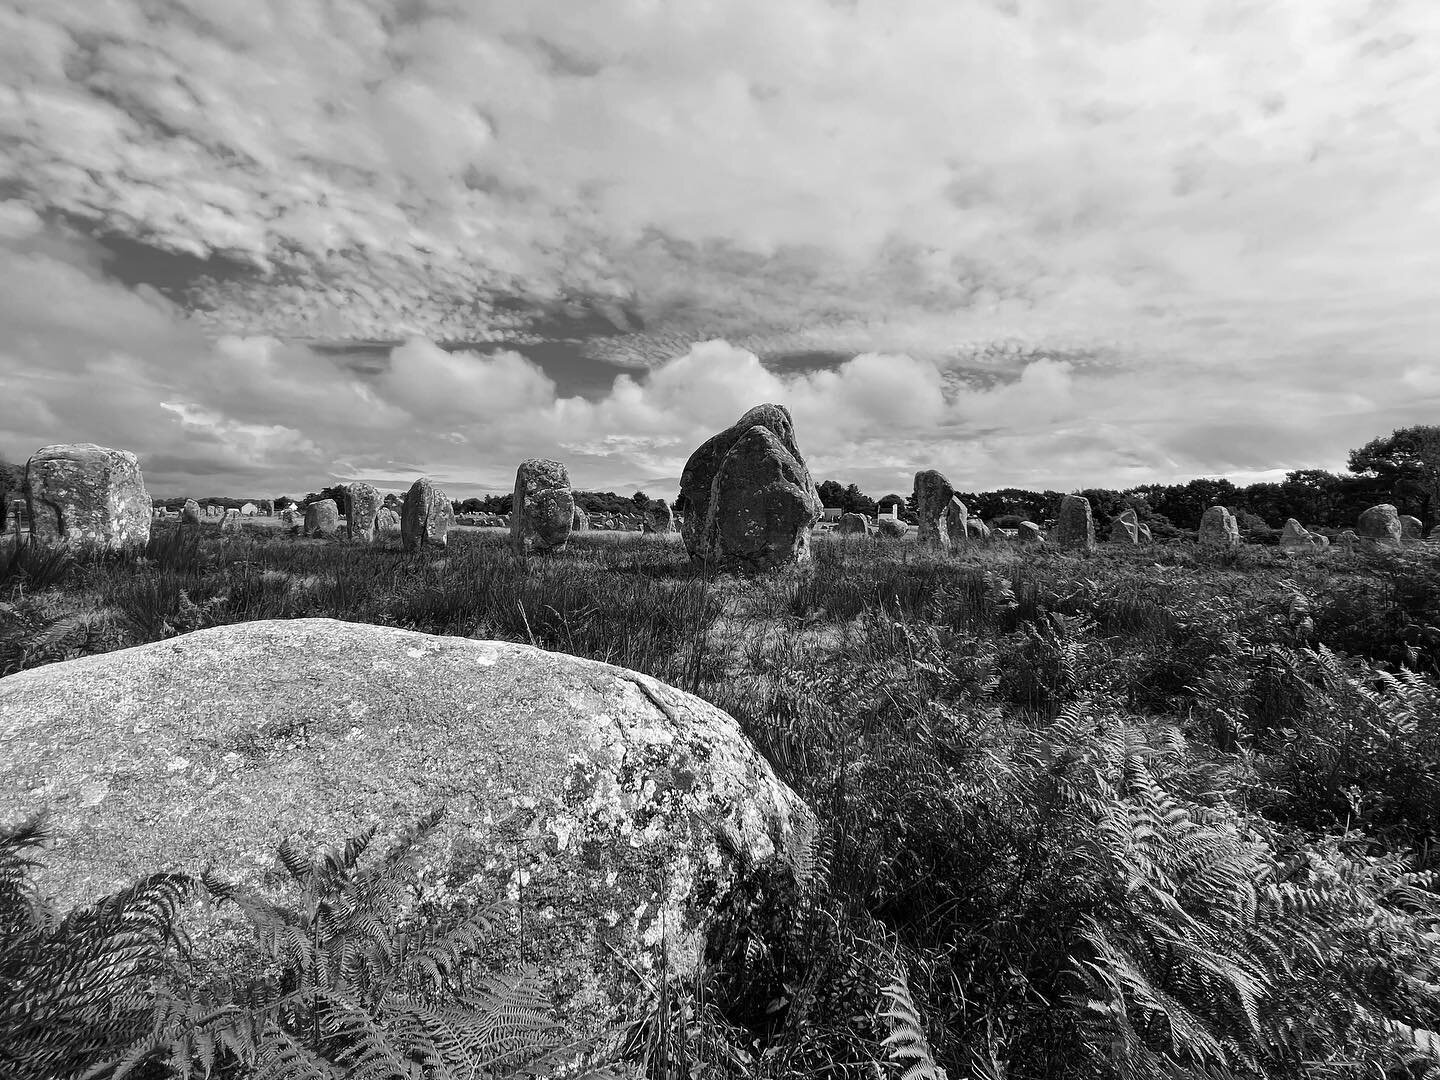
[8,427,1439,562]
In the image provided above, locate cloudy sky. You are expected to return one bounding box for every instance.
[3,0,1438,500]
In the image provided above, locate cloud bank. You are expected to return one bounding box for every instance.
[2,1,1439,494]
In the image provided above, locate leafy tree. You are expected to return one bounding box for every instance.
[460,497,485,514]
[273,496,295,511]
[842,483,877,517]
[632,491,650,508]
[1349,425,1440,527]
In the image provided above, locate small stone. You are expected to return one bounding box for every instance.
[1018,521,1042,542]
[180,499,201,526]
[837,512,872,537]
[220,508,242,534]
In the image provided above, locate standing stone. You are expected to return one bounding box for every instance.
[219,508,242,534]
[1109,508,1140,544]
[1018,521,1043,542]
[1198,506,1240,549]
[967,518,992,542]
[913,470,955,552]
[303,499,340,539]
[402,478,454,551]
[377,508,401,535]
[1357,504,1403,547]
[510,460,574,555]
[1137,522,1153,543]
[642,500,676,535]
[679,404,820,563]
[1055,495,1096,553]
[345,482,382,544]
[837,512,872,537]
[180,499,201,526]
[24,443,150,552]
[1280,519,1316,553]
[572,506,591,532]
[1399,515,1423,540]
[699,423,822,571]
[944,497,970,548]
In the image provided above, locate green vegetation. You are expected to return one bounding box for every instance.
[6,524,1440,1077]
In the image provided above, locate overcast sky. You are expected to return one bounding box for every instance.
[3,0,1439,500]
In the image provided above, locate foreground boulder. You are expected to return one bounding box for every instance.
[913,470,955,552]
[679,404,820,568]
[1358,504,1403,547]
[0,619,809,1036]
[25,443,150,551]
[1199,505,1240,549]
[345,482,382,543]
[837,512,872,537]
[303,499,340,539]
[1056,495,1095,552]
[511,459,574,555]
[402,477,454,551]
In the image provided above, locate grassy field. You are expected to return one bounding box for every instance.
[6,523,1440,1077]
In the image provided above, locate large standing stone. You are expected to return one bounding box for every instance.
[642,500,676,535]
[1109,508,1140,544]
[345,482,382,544]
[402,478,454,551]
[0,619,810,1038]
[219,508,242,534]
[678,404,819,562]
[944,497,970,548]
[1399,515,1423,540]
[180,499,201,526]
[1280,519,1316,553]
[913,470,955,552]
[24,443,150,552]
[511,459,574,555]
[700,425,821,571]
[1056,495,1096,552]
[303,499,340,539]
[837,512,872,537]
[1198,505,1240,549]
[1357,504,1403,547]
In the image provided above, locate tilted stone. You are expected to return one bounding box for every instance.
[944,497,970,547]
[1109,508,1140,544]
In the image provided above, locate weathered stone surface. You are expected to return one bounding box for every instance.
[913,470,955,552]
[1310,533,1331,550]
[1358,504,1403,547]
[837,512,872,537]
[572,506,591,532]
[700,425,820,571]
[402,478,454,552]
[877,518,908,539]
[1400,514,1423,540]
[967,518,992,541]
[1018,521,1043,542]
[944,497,970,547]
[180,499,201,526]
[1198,505,1240,549]
[1137,522,1153,543]
[240,502,258,517]
[0,619,810,1037]
[345,482,382,543]
[377,508,401,534]
[511,459,574,555]
[1339,529,1360,550]
[678,404,818,561]
[642,500,676,535]
[1109,508,1140,544]
[219,508,242,534]
[303,499,340,539]
[24,443,150,552]
[1056,495,1096,552]
[1280,519,1316,553]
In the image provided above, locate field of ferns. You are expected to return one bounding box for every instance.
[5,522,1440,1079]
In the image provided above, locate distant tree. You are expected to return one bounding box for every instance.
[843,484,877,517]
[632,491,650,508]
[1074,488,1127,529]
[273,496,295,511]
[460,497,485,514]
[1348,425,1440,527]
[816,479,847,509]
